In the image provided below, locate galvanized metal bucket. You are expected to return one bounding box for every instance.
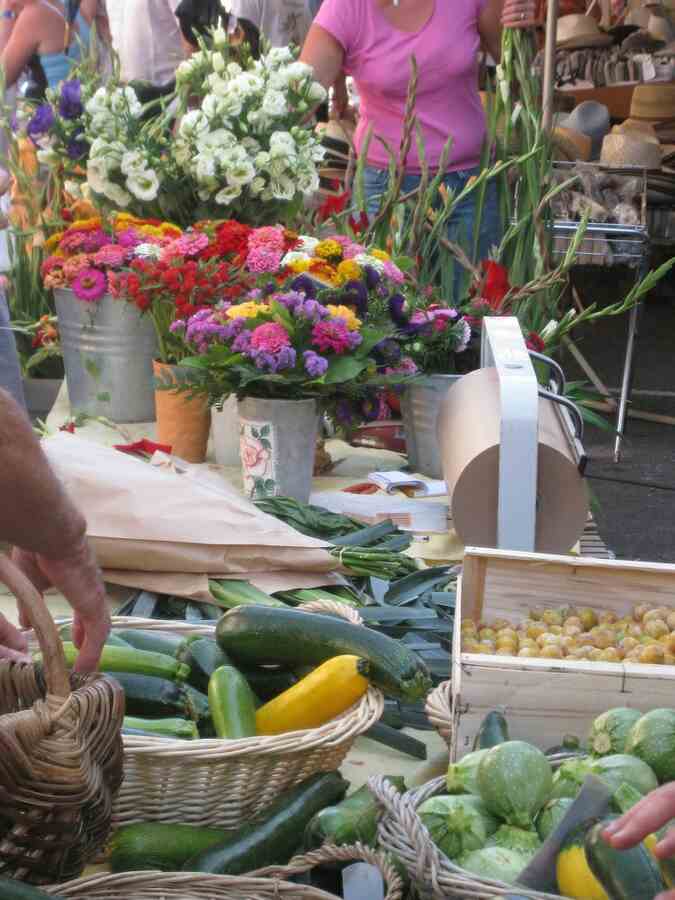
[211,396,241,467]
[400,374,460,479]
[237,397,319,503]
[54,289,158,423]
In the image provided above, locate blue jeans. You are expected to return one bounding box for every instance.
[0,290,25,409]
[362,165,502,301]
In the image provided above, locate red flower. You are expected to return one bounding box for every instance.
[348,210,369,235]
[526,331,545,353]
[482,260,510,310]
[318,191,350,223]
[59,421,76,433]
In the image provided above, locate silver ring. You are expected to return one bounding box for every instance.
[520,11,526,19]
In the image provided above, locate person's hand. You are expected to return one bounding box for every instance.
[0,610,29,662]
[603,783,675,900]
[11,537,110,673]
[501,0,538,29]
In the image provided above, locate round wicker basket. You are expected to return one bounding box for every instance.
[44,844,403,899]
[424,679,452,747]
[30,600,383,829]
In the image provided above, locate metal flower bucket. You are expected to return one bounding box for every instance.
[400,374,460,479]
[55,289,158,423]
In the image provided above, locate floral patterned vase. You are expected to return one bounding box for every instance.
[237,397,319,503]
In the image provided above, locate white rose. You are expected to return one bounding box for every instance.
[270,176,295,201]
[126,168,161,202]
[121,150,147,176]
[103,180,132,207]
[261,91,288,118]
[214,183,242,205]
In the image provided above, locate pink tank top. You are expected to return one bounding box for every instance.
[315,0,487,173]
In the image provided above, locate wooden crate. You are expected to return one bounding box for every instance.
[451,547,675,760]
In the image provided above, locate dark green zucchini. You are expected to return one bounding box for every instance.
[473,710,510,750]
[180,638,233,693]
[108,672,194,719]
[239,665,298,701]
[115,629,187,657]
[123,716,198,740]
[59,623,130,648]
[304,776,405,850]
[184,685,211,723]
[110,822,228,872]
[208,666,257,739]
[0,881,65,899]
[58,644,189,681]
[215,606,431,701]
[185,772,348,874]
[585,819,665,900]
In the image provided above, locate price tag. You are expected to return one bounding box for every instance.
[642,57,656,81]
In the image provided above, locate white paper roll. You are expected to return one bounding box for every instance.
[438,368,589,553]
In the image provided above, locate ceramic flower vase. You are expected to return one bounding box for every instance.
[400,374,460,479]
[153,360,211,463]
[54,288,157,422]
[237,397,319,503]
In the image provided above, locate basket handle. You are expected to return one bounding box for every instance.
[0,554,70,698]
[298,598,363,625]
[424,679,453,748]
[249,842,404,900]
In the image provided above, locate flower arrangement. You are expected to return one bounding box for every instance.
[173,282,388,402]
[42,215,251,363]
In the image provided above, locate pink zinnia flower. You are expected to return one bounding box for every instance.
[116,228,144,249]
[246,245,283,273]
[93,244,126,269]
[63,253,92,281]
[41,255,64,277]
[249,322,291,354]
[342,242,366,259]
[312,319,354,354]
[383,260,404,284]
[169,232,210,258]
[72,267,107,303]
[248,225,285,251]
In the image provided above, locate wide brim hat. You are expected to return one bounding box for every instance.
[648,13,674,42]
[630,82,675,119]
[552,126,593,161]
[612,118,660,143]
[561,101,611,158]
[557,14,613,48]
[600,132,663,168]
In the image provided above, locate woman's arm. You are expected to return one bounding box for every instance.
[300,22,345,90]
[1,5,39,89]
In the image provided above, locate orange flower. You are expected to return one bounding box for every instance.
[308,259,338,284]
[68,217,101,232]
[45,231,64,252]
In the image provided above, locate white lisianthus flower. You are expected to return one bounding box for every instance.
[85,87,108,116]
[270,176,295,201]
[198,128,236,151]
[249,176,266,196]
[295,236,319,254]
[179,110,210,139]
[86,159,108,194]
[231,73,264,97]
[268,157,289,179]
[307,81,327,103]
[134,243,163,260]
[206,73,228,96]
[226,160,256,186]
[103,180,132,207]
[64,179,82,198]
[176,57,198,83]
[354,253,385,272]
[126,168,161,202]
[265,47,294,68]
[297,168,319,195]
[270,131,296,153]
[262,90,288,118]
[195,153,217,183]
[284,61,313,83]
[241,136,261,154]
[218,92,244,119]
[121,149,147,176]
[212,25,227,49]
[36,147,59,166]
[215,183,242,205]
[211,52,226,74]
[254,150,271,169]
[226,62,243,77]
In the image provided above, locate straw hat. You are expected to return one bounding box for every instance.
[630,82,675,119]
[557,14,613,47]
[552,126,593,161]
[561,101,610,159]
[612,118,660,143]
[600,132,663,168]
[648,13,674,42]
[625,6,651,26]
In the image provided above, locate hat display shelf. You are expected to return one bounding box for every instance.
[541,5,653,462]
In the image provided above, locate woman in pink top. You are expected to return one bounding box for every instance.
[301,0,534,293]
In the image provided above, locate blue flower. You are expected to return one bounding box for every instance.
[27,104,55,139]
[289,274,317,299]
[59,80,83,120]
[66,136,88,160]
[303,350,328,377]
[363,265,380,290]
[372,338,401,367]
[339,280,368,316]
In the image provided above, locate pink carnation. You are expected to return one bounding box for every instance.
[246,245,283,273]
[249,322,291,353]
[72,267,107,303]
[248,225,285,252]
[312,319,355,354]
[342,242,367,259]
[383,260,404,284]
[169,232,210,258]
[93,244,126,269]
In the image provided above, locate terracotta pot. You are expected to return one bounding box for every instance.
[153,360,210,463]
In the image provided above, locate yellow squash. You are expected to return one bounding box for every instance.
[645,833,675,888]
[556,833,608,900]
[255,655,369,735]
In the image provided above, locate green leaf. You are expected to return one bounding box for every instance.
[393,255,415,272]
[260,424,270,437]
[260,438,271,449]
[321,356,370,385]
[84,357,101,379]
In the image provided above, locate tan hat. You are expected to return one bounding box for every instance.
[630,83,675,119]
[600,132,663,168]
[556,14,613,48]
[648,13,674,42]
[625,7,651,26]
[612,119,660,143]
[552,126,592,161]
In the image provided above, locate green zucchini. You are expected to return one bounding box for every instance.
[239,666,298,702]
[216,606,432,701]
[585,819,665,900]
[109,672,195,719]
[115,629,187,657]
[51,643,190,682]
[304,776,406,850]
[208,666,257,739]
[185,772,348,874]
[180,638,232,693]
[123,716,199,740]
[0,880,65,899]
[110,822,228,872]
[209,579,287,610]
[184,685,212,723]
[58,623,130,648]
[473,711,510,750]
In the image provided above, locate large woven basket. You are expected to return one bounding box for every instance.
[0,555,124,884]
[39,600,383,829]
[424,679,452,747]
[44,844,402,899]
[371,759,577,900]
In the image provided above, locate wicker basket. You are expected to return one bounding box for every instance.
[371,759,577,900]
[424,679,452,747]
[45,844,403,899]
[34,600,383,829]
[0,555,124,884]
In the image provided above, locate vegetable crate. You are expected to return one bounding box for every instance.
[451,547,675,759]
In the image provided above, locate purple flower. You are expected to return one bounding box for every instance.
[295,299,330,323]
[303,350,328,377]
[339,280,368,316]
[263,281,277,296]
[170,319,186,334]
[363,266,380,290]
[388,293,408,327]
[249,345,297,373]
[59,80,83,119]
[275,290,304,312]
[232,330,252,352]
[335,398,355,426]
[27,104,54,139]
[290,274,317,299]
[373,339,401,367]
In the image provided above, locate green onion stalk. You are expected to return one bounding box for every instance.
[330,545,418,579]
